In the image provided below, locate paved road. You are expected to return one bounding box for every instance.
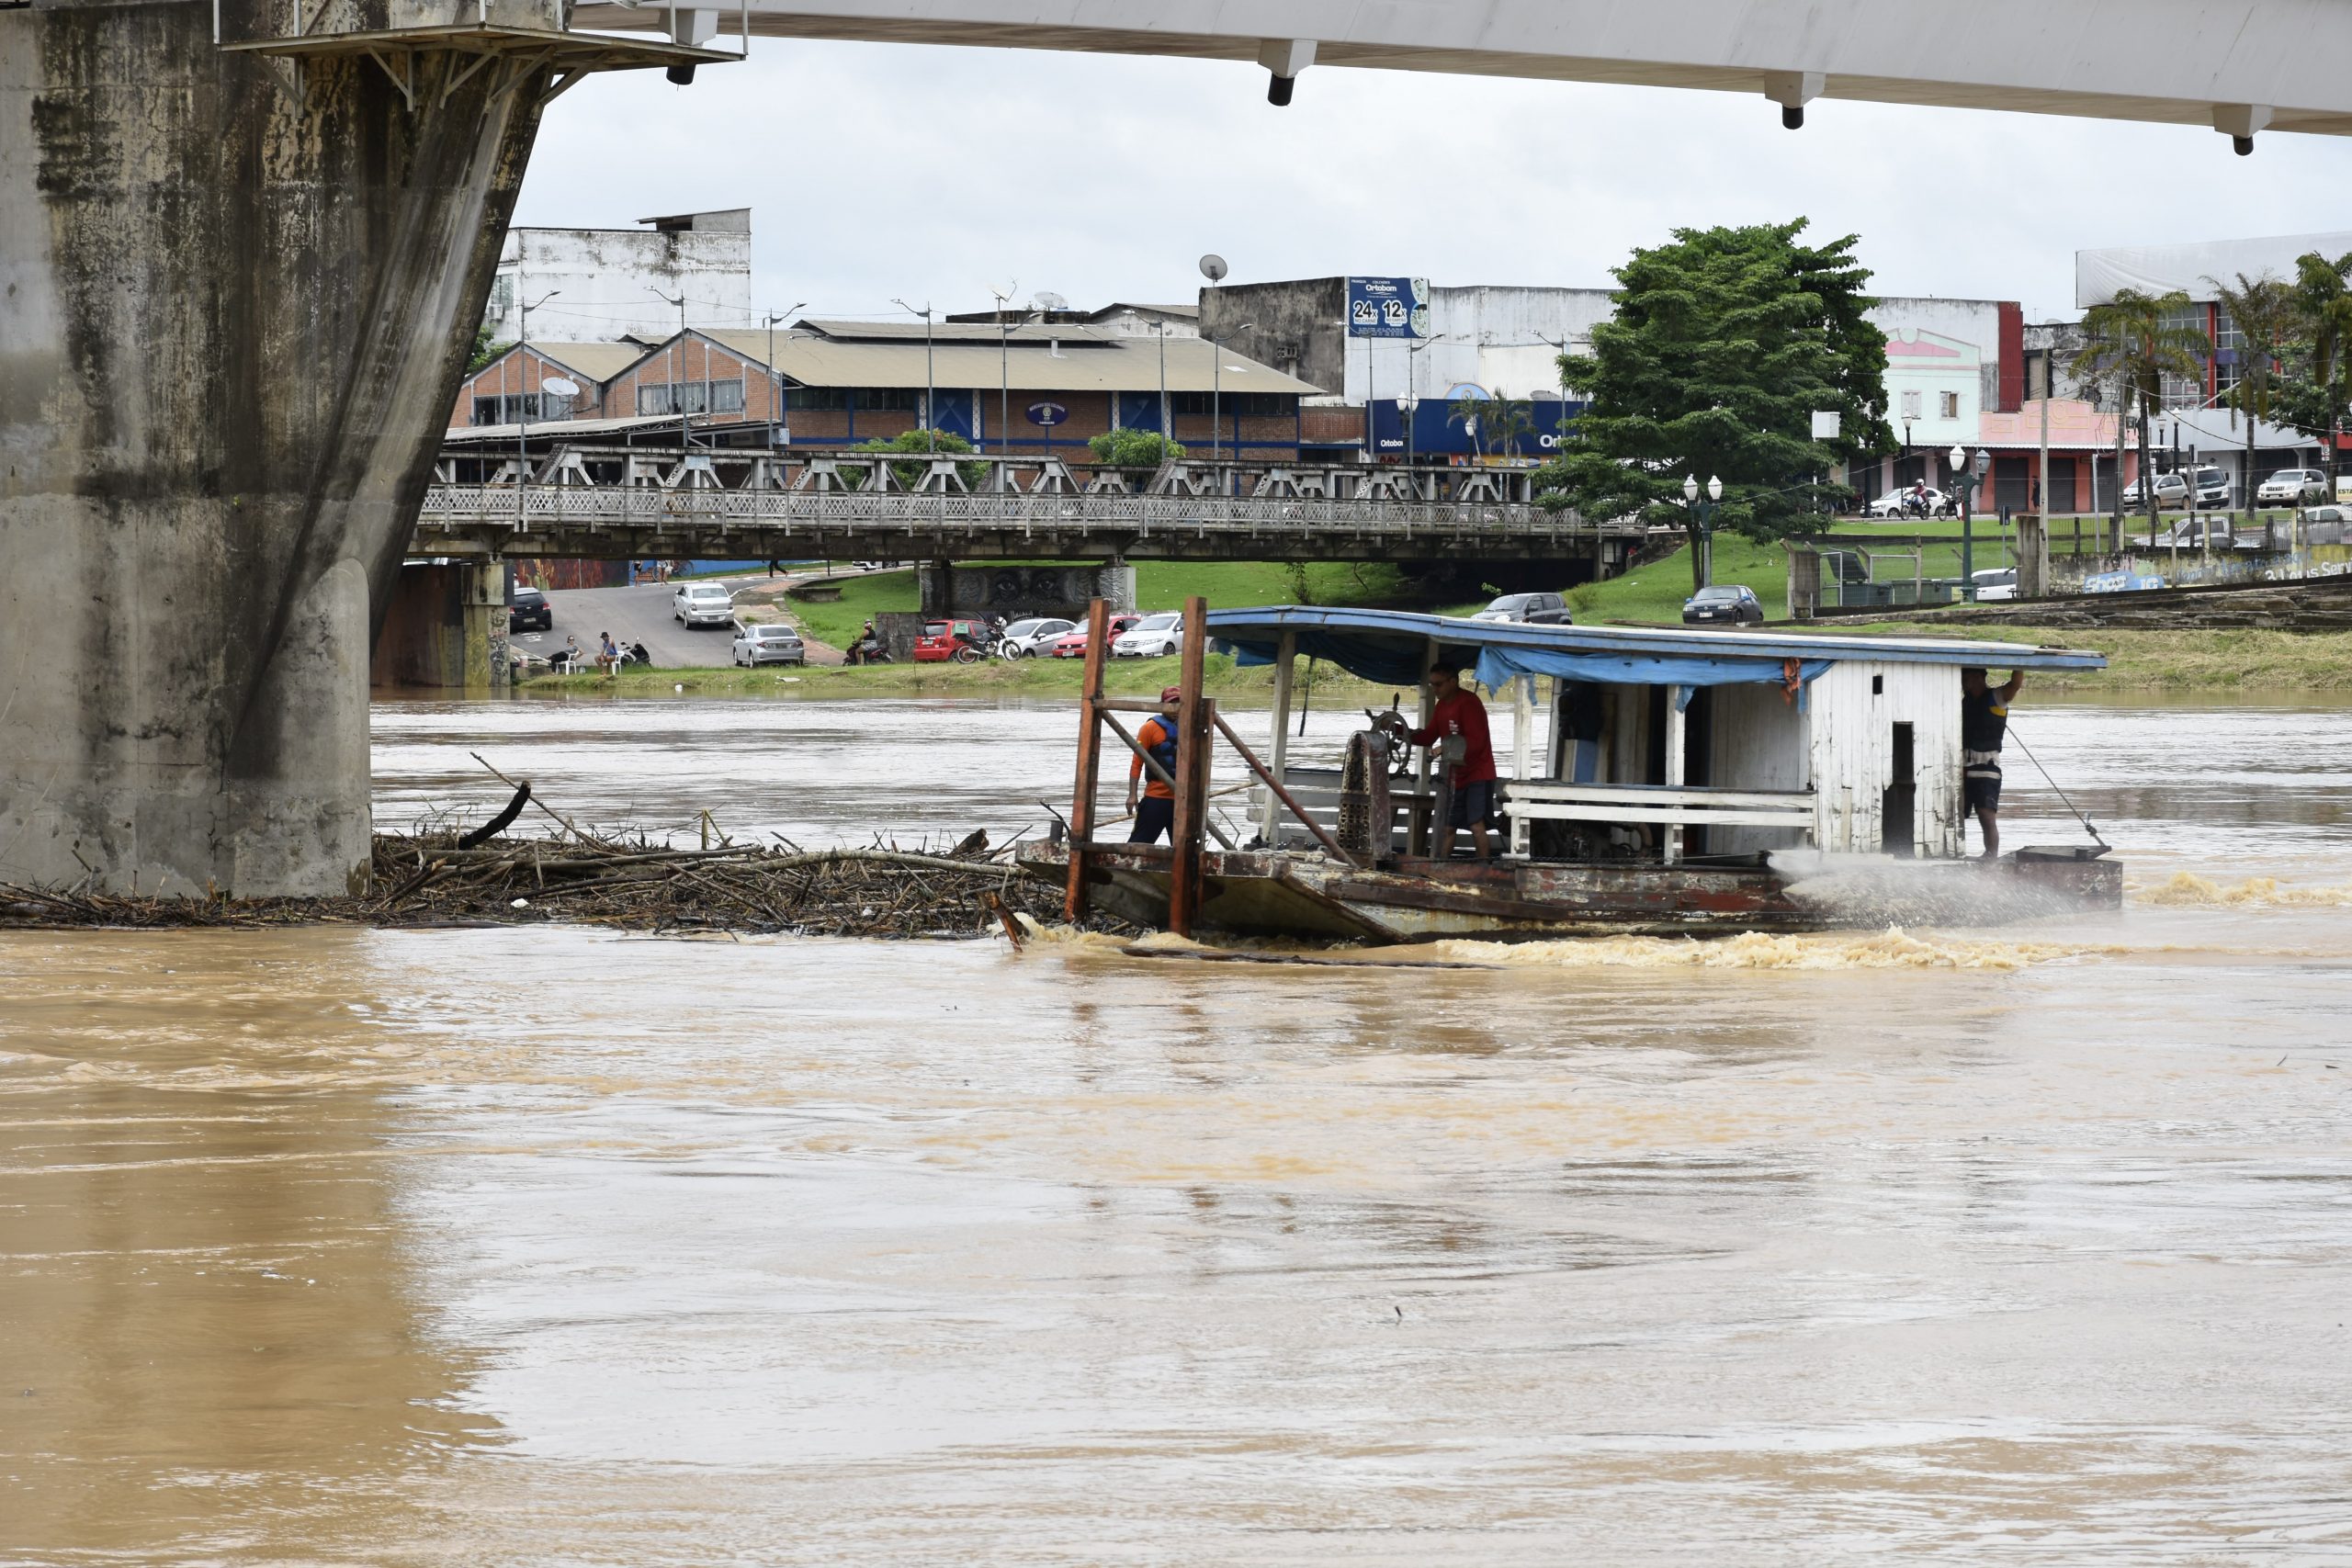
[529,572,856,670]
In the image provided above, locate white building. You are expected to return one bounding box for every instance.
[482,208,756,344]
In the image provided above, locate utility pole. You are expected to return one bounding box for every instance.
[763,300,805,447]
[516,286,559,533]
[651,287,690,455]
[893,298,935,453]
[1153,317,1170,450]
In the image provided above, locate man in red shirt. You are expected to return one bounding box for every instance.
[1390,661,1498,860]
[1125,685,1183,844]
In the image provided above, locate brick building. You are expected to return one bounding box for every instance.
[451,317,1320,457]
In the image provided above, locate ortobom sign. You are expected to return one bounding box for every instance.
[1347,276,1430,339]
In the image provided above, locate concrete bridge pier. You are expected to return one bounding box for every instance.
[0,3,664,895]
[373,562,510,691]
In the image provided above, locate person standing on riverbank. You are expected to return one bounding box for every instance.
[1962,666,2025,859]
[1125,686,1183,845]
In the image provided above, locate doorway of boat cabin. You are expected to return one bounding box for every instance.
[1883,721,1917,858]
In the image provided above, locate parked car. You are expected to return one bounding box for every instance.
[1970,567,2018,602]
[2301,504,2349,547]
[507,585,552,633]
[1866,486,1954,519]
[849,559,899,571]
[1472,592,1573,625]
[1681,584,1764,625]
[2120,471,2191,510]
[2132,516,2237,550]
[996,616,1079,658]
[1113,611,1185,658]
[912,618,993,663]
[729,622,806,667]
[2257,468,2330,505]
[1047,615,1142,658]
[673,581,737,627]
[2188,465,2231,508]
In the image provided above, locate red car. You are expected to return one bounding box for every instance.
[1047,615,1142,658]
[912,619,992,663]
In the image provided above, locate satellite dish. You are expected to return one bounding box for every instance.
[542,377,581,398]
[1030,291,1068,313]
[1199,254,1228,284]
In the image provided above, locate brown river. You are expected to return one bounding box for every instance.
[6,694,2352,1563]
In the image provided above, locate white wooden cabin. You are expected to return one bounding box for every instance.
[1204,607,2105,865]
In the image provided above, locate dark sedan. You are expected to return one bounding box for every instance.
[508,585,552,632]
[1682,585,1763,626]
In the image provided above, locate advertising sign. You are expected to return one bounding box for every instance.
[1346,276,1430,339]
[1026,400,1069,427]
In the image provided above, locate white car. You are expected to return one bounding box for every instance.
[996,616,1078,658]
[1113,611,1183,658]
[673,581,736,627]
[1866,487,1952,519]
[2257,468,2330,505]
[729,623,806,666]
[2121,472,2190,510]
[1970,567,2018,602]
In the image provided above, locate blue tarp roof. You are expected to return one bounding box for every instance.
[1205,605,2106,689]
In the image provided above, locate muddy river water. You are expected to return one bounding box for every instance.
[6,694,2352,1563]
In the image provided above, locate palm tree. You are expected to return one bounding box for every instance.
[1446,390,1488,458]
[2290,251,2352,491]
[2207,272,2295,520]
[1483,389,1535,459]
[2068,288,2211,543]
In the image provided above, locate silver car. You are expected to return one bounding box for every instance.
[673,581,736,627]
[730,623,806,666]
[997,616,1078,659]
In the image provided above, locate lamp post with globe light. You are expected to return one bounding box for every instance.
[1950,444,1990,596]
[1683,472,1724,590]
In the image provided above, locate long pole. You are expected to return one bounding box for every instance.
[1157,319,1169,447]
[926,308,935,453]
[516,286,559,533]
[2038,364,2052,525]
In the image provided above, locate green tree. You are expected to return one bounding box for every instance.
[1483,389,1535,458]
[1446,391,1488,457]
[854,428,986,491]
[2206,272,2295,517]
[2271,250,2352,490]
[467,322,511,375]
[1087,428,1185,468]
[1532,220,1893,592]
[2067,288,2210,540]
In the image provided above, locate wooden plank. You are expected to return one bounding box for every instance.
[1262,629,1295,843]
[1064,597,1110,920]
[1331,877,1582,924]
[1506,784,1815,809]
[1664,684,1687,864]
[1508,803,1814,828]
[1167,595,1208,937]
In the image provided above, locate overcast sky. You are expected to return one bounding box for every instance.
[515,38,2346,334]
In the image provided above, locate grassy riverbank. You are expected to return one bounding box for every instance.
[522,650,1400,705]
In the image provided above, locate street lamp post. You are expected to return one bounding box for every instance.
[650,287,690,455]
[1399,389,1420,471]
[1950,443,1990,596]
[891,298,935,453]
[516,287,559,531]
[1151,317,1170,450]
[1682,472,1724,590]
[1405,334,1448,491]
[764,300,805,448]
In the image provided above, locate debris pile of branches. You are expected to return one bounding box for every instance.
[0,766,1132,942]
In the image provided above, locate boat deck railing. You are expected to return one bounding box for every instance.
[1257,767,1817,864]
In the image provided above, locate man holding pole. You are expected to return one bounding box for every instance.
[1125,685,1183,845]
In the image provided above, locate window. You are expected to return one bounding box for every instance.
[854,388,921,412]
[481,274,514,326]
[1171,391,1293,418]
[1939,390,1961,420]
[710,380,743,414]
[786,386,848,412]
[470,392,563,425]
[636,379,744,416]
[1900,389,1922,421]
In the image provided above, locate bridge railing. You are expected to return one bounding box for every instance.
[414,483,1613,538]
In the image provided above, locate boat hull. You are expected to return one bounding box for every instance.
[1027,844,2123,942]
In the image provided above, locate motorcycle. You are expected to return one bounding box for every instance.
[847,635,892,666]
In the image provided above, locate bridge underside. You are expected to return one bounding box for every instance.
[576,0,2352,140]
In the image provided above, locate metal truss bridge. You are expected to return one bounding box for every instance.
[414,448,1641,564]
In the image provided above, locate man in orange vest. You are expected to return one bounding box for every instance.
[1125,685,1183,844]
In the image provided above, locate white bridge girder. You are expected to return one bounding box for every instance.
[571,0,2352,141]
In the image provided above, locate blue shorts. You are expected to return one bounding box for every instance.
[1450,778,1498,829]
[1964,771,2002,812]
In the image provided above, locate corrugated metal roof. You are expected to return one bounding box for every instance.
[442,413,679,442]
[495,342,646,383]
[699,327,1322,396]
[1204,605,2107,671]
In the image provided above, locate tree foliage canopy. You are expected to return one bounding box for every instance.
[1532,220,1894,542]
[1087,428,1186,467]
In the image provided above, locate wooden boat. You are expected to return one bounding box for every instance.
[1029,600,2121,942]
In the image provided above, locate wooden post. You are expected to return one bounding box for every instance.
[1664,684,1687,865]
[1511,674,1534,784]
[1261,629,1296,844]
[1408,637,1437,856]
[1063,597,1111,920]
[1166,595,1209,937]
